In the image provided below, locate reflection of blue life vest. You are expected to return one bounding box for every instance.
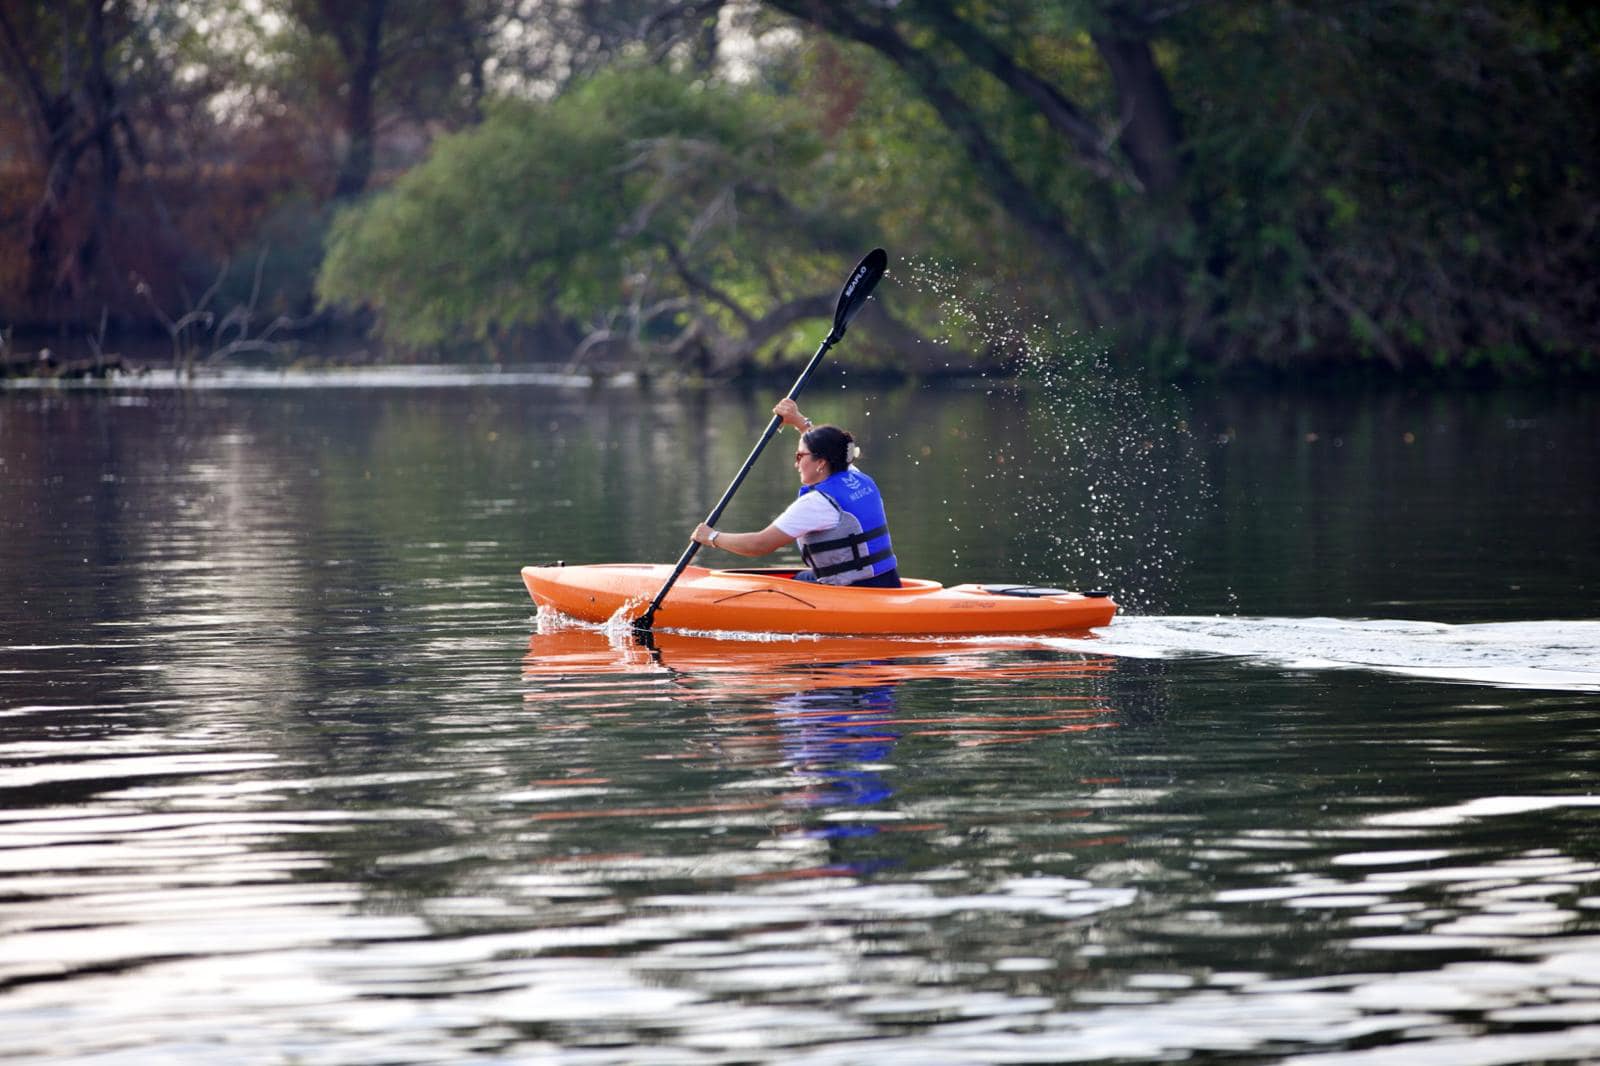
[796,468,897,585]
[773,687,898,809]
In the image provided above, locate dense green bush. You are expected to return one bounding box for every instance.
[319,64,893,367]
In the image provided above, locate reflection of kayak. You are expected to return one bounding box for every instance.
[520,564,1116,635]
[523,624,1113,698]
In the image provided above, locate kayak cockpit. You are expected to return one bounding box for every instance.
[716,566,943,592]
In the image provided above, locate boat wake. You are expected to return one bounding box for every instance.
[537,605,1600,693]
[1038,616,1600,693]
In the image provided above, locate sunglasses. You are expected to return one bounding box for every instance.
[794,450,815,463]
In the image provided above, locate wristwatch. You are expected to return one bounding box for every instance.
[708,529,720,545]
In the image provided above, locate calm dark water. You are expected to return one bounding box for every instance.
[2,371,1598,1064]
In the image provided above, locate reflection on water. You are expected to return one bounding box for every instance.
[516,621,1123,888]
[3,382,1600,1063]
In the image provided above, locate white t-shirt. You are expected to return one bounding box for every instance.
[772,476,859,537]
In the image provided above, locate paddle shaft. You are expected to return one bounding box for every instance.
[633,247,886,633]
[635,334,837,630]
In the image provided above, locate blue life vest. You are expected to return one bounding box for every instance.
[796,467,898,585]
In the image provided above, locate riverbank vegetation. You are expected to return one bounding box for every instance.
[2,1,1595,381]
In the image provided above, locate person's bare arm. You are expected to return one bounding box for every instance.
[691,522,794,557]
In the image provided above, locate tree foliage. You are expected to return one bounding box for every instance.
[1146,1,1600,374]
[2,0,1596,378]
[318,63,891,371]
[762,0,1600,375]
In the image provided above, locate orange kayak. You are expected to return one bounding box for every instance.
[520,564,1116,635]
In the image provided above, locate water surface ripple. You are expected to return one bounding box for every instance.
[2,383,1598,1063]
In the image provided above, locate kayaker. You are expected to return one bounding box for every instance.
[691,398,902,588]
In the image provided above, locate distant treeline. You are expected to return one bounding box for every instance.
[2,1,1595,380]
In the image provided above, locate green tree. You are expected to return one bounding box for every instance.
[317,63,891,372]
[760,0,1600,375]
[1192,1,1600,374]
[761,1,1206,359]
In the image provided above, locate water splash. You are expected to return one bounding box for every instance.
[1012,342,1204,612]
[900,258,1205,611]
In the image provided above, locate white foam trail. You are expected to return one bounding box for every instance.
[1042,616,1600,692]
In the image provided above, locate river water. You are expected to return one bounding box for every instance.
[2,369,1598,1064]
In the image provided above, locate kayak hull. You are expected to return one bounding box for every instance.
[520,564,1116,635]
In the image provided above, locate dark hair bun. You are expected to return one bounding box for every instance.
[801,425,853,473]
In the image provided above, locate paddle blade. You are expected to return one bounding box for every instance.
[828,247,887,342]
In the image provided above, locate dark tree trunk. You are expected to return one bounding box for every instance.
[762,0,1226,355]
[331,0,388,200]
[1092,23,1185,199]
[0,0,127,304]
[908,1,1133,189]
[81,0,123,291]
[763,0,1115,326]
[23,101,85,302]
[1092,11,1212,348]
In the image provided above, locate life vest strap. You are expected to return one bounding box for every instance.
[801,523,888,557]
[808,544,896,579]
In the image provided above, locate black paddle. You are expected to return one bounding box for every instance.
[634,247,889,634]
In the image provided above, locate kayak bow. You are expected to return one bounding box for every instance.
[522,564,1116,636]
